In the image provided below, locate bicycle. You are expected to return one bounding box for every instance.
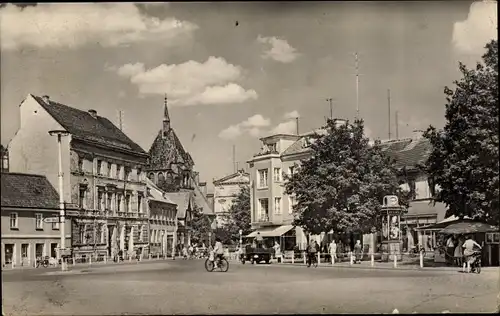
[409,245,426,258]
[205,255,229,272]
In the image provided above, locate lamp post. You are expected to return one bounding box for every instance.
[49,130,70,272]
[239,229,243,248]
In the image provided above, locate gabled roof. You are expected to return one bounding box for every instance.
[1,172,59,209]
[147,128,194,171]
[213,171,250,185]
[165,192,193,219]
[380,138,432,170]
[281,136,312,157]
[192,181,214,216]
[145,178,176,205]
[31,94,147,156]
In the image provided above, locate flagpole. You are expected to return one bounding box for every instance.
[355,52,360,119]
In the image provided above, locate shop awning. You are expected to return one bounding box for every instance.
[440,222,498,235]
[415,215,473,231]
[246,225,294,238]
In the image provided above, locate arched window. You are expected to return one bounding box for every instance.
[158,172,165,184]
[148,172,155,181]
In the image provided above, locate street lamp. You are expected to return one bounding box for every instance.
[48,130,70,272]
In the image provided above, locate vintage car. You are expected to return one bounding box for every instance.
[241,244,273,264]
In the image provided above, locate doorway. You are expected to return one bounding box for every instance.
[4,244,14,264]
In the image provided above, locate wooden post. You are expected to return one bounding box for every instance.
[317,252,321,266]
[73,256,76,266]
[349,251,353,265]
[371,253,375,267]
[303,251,306,265]
[331,253,334,265]
[291,251,295,264]
[393,251,397,268]
[89,256,92,266]
[104,255,107,264]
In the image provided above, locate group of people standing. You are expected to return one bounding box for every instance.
[446,235,482,266]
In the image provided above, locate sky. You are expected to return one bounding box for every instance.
[0,1,497,190]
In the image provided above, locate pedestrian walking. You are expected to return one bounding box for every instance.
[329,240,337,262]
[354,240,362,264]
[446,235,455,266]
[454,236,464,267]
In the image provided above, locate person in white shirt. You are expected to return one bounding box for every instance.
[213,237,224,267]
[329,240,337,262]
[462,235,482,265]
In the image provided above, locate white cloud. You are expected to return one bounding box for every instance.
[284,110,300,119]
[0,3,198,50]
[270,120,297,135]
[257,35,299,63]
[116,56,258,106]
[218,114,271,140]
[452,1,498,55]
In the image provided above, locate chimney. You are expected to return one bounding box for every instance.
[42,95,50,103]
[88,109,98,119]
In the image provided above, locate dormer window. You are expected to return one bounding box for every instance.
[268,143,277,152]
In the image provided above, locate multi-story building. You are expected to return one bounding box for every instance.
[146,97,215,247]
[7,94,150,259]
[1,172,71,267]
[146,178,177,257]
[1,145,9,173]
[212,170,250,227]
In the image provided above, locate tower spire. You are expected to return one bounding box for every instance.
[162,94,170,136]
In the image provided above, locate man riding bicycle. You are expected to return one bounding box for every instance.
[213,237,225,268]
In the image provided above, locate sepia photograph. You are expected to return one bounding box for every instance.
[0,1,498,315]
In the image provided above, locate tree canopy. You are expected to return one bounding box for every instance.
[424,39,499,225]
[220,185,251,244]
[190,202,213,245]
[285,118,409,236]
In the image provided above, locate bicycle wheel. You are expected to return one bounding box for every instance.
[219,259,229,272]
[205,258,214,272]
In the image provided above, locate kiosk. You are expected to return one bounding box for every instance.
[380,195,404,261]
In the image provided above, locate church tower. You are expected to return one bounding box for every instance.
[162,94,170,137]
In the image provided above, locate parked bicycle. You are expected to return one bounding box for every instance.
[36,256,49,268]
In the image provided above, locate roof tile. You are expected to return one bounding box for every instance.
[1,172,59,209]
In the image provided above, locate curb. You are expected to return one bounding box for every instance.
[271,262,499,273]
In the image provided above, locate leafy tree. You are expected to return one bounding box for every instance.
[222,185,251,244]
[190,201,213,245]
[285,119,409,237]
[424,39,499,225]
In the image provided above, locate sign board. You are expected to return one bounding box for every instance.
[383,195,399,207]
[65,210,80,217]
[65,203,79,209]
[44,217,61,223]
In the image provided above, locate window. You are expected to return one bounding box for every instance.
[52,221,59,230]
[35,213,43,230]
[139,226,144,242]
[77,157,83,172]
[124,167,131,181]
[10,212,18,229]
[21,244,29,259]
[274,197,282,215]
[2,154,8,171]
[258,169,268,188]
[78,187,86,209]
[268,143,277,152]
[158,172,165,184]
[148,172,154,181]
[107,162,112,177]
[258,198,269,221]
[117,194,122,212]
[118,165,124,180]
[107,193,112,211]
[288,166,295,176]
[98,191,104,211]
[273,168,281,182]
[137,168,142,181]
[97,160,102,175]
[115,164,120,179]
[138,194,143,213]
[125,195,131,212]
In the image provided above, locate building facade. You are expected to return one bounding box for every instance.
[146,97,215,247]
[212,170,250,228]
[146,178,178,257]
[7,94,150,259]
[1,173,72,267]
